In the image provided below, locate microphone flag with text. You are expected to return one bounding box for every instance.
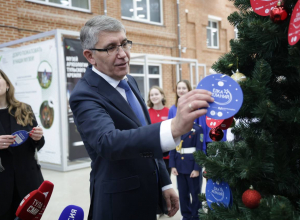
[14,190,45,220]
[14,180,54,220]
[33,180,54,219]
[58,205,84,220]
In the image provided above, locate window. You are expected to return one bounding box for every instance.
[129,64,162,101]
[121,0,163,25]
[26,0,90,12]
[207,19,219,49]
[234,26,239,39]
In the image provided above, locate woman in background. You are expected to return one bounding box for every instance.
[168,80,191,118]
[147,86,171,175]
[168,80,204,220]
[147,86,169,124]
[0,70,45,220]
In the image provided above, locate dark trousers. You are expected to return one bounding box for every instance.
[177,173,201,220]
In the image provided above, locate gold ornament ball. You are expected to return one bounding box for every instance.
[231,72,246,83]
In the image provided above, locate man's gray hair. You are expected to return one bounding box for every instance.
[80,15,126,50]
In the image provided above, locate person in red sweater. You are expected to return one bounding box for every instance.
[147,86,171,174]
[147,86,169,124]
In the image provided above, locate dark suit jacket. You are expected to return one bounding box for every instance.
[0,106,44,216]
[69,67,171,220]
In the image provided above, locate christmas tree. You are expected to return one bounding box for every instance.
[194,0,300,219]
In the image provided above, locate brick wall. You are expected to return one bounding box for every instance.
[0,0,236,107]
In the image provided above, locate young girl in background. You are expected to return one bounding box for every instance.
[147,86,169,124]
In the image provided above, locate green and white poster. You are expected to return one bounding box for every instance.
[0,39,61,164]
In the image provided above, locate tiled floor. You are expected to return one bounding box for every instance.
[40,168,91,220]
[41,168,205,220]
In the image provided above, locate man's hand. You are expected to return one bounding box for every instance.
[162,188,179,217]
[171,89,213,138]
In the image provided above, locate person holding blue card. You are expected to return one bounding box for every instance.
[169,80,204,220]
[0,70,45,220]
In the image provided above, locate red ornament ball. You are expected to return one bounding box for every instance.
[270,4,288,23]
[209,127,224,141]
[242,186,262,209]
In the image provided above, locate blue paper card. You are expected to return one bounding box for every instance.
[205,179,232,209]
[10,130,29,147]
[197,74,243,119]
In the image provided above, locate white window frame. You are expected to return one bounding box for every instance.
[26,0,91,13]
[121,0,164,26]
[207,15,221,49]
[234,25,239,39]
[129,62,162,101]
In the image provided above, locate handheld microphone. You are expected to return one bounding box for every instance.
[58,205,84,220]
[33,180,54,220]
[15,190,45,220]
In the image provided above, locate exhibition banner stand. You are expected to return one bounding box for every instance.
[63,38,90,161]
[0,30,90,171]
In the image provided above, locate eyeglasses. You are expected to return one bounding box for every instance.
[89,40,132,55]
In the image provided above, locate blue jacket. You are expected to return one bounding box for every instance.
[169,123,204,174]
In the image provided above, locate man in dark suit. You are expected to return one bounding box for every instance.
[69,15,213,220]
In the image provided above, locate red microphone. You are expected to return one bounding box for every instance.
[33,180,54,220]
[15,190,45,220]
